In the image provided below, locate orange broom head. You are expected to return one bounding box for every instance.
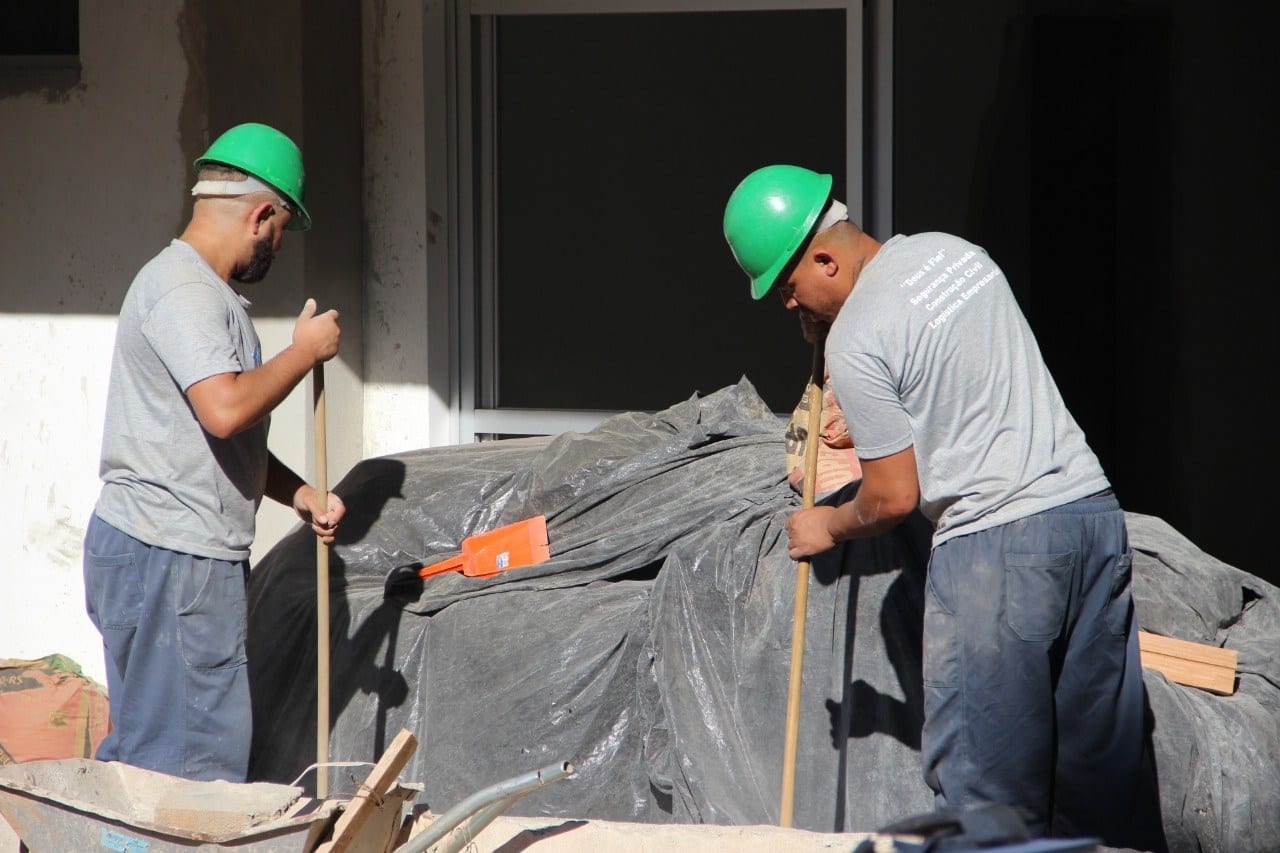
[462,516,550,577]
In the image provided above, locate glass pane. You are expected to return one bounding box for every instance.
[493,10,847,413]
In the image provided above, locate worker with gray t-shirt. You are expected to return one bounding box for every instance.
[723,165,1157,849]
[83,123,344,783]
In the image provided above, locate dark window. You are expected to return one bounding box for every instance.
[489,11,847,414]
[1,1,79,58]
[1,0,79,94]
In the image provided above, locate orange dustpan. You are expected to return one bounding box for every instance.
[385,516,550,596]
[460,515,550,577]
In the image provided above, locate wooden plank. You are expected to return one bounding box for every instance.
[1138,630,1238,696]
[315,728,419,853]
[1139,631,1240,667]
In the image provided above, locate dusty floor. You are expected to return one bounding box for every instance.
[0,808,873,852]
[4,799,1137,852]
[403,812,873,852]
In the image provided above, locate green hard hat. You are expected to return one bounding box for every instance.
[195,122,311,231]
[723,164,832,300]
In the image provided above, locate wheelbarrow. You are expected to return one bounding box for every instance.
[0,757,414,852]
[0,727,571,853]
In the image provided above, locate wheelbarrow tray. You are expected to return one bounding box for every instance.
[0,758,339,851]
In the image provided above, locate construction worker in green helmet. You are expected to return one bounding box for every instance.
[724,165,1157,849]
[83,122,344,782]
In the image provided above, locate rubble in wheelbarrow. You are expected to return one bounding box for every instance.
[244,379,1280,853]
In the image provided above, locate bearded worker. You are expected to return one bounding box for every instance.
[83,122,344,782]
[724,164,1154,848]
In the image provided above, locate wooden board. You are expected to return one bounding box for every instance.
[1138,630,1238,696]
[316,728,418,853]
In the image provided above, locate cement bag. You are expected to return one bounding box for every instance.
[0,654,111,764]
[784,373,862,501]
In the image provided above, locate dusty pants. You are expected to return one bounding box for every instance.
[82,514,252,782]
[920,492,1146,844]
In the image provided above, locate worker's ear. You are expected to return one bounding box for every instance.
[813,249,839,279]
[248,200,279,235]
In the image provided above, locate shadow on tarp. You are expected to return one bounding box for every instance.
[244,380,1280,852]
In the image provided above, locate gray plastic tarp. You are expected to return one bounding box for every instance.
[245,380,1279,852]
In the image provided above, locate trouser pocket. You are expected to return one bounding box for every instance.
[86,552,142,630]
[923,575,960,688]
[176,558,248,670]
[1005,552,1075,641]
[1106,550,1135,636]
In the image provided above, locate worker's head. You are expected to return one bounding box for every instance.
[724,164,832,301]
[190,123,309,283]
[724,164,866,341]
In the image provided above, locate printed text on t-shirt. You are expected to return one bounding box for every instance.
[896,247,997,329]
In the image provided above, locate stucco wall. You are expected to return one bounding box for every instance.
[362,0,447,454]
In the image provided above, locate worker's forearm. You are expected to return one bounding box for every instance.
[826,490,909,542]
[263,452,308,508]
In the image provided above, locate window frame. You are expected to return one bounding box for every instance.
[427,0,893,442]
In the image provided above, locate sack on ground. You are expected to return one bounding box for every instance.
[0,654,111,764]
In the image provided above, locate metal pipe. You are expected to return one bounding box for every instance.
[427,795,520,853]
[396,761,573,853]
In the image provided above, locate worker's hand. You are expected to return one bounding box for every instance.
[785,506,838,559]
[293,485,346,545]
[293,298,341,364]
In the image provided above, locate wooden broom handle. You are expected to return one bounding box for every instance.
[314,364,330,798]
[780,343,825,827]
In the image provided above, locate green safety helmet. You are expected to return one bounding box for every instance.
[723,164,832,300]
[194,122,311,231]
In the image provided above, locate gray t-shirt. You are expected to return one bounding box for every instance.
[826,232,1108,545]
[95,239,269,560]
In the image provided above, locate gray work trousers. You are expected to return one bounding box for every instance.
[921,491,1147,845]
[82,514,252,782]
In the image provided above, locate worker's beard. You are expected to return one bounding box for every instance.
[799,311,830,344]
[232,236,276,284]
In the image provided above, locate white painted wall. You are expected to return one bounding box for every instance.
[0,316,304,686]
[0,317,116,683]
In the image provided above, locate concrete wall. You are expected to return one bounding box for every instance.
[0,0,371,685]
[361,0,449,455]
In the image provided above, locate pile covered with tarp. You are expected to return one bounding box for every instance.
[245,381,1280,852]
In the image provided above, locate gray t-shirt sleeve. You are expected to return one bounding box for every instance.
[141,282,244,391]
[827,349,913,460]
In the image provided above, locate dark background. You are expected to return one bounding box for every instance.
[894,0,1279,583]
[495,10,848,414]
